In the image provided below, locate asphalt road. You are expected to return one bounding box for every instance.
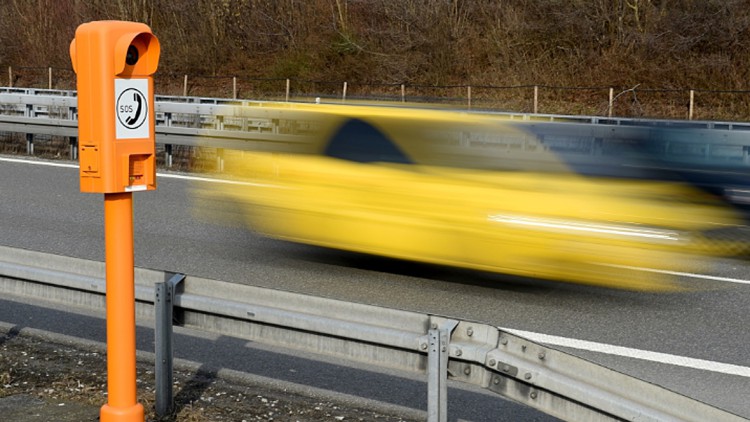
[1,155,749,419]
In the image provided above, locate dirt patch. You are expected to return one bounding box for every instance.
[0,329,418,421]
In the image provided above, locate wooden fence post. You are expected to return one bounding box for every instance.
[533,85,539,114]
[467,85,472,110]
[232,77,237,99]
[285,79,290,102]
[183,75,188,97]
[48,67,53,90]
[608,87,614,117]
[689,89,695,120]
[8,66,12,88]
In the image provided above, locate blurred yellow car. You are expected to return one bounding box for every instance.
[194,104,747,290]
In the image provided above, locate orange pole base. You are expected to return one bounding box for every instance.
[100,403,145,422]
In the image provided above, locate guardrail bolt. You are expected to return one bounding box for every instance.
[455,349,462,357]
[466,327,474,337]
[538,352,546,360]
[500,338,508,345]
[502,365,510,372]
[524,372,532,380]
[421,342,428,350]
[493,377,500,385]
[530,391,538,399]
[489,359,496,367]
[464,367,471,375]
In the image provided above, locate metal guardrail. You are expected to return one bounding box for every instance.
[1,87,749,170]
[0,245,745,422]
[0,88,310,161]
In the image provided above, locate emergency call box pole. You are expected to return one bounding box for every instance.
[70,21,160,422]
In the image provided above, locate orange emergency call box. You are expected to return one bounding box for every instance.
[70,21,160,193]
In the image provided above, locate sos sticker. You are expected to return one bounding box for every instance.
[115,79,149,139]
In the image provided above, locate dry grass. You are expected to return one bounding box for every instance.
[3,2,750,121]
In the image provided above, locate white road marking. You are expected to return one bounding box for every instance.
[0,156,264,186]
[156,172,272,186]
[603,263,750,285]
[0,156,78,169]
[504,328,750,378]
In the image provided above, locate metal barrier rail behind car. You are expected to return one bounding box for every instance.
[1,87,749,168]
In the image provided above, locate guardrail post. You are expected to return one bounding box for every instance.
[155,273,185,418]
[70,137,78,160]
[26,134,34,155]
[165,144,173,168]
[25,104,34,155]
[162,110,174,168]
[427,320,457,422]
[216,148,225,172]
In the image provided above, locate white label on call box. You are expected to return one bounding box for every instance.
[115,79,149,139]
